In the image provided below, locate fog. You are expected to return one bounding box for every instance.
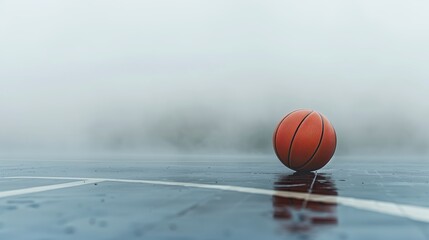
[1,1,429,156]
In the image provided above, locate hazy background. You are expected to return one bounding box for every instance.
[1,0,429,157]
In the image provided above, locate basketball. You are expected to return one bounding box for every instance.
[273,109,337,172]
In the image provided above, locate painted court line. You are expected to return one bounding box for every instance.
[0,179,104,199]
[4,176,429,224]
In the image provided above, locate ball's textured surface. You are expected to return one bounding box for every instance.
[273,109,337,172]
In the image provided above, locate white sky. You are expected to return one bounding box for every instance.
[1,1,429,154]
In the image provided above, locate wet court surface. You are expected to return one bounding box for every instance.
[0,155,428,239]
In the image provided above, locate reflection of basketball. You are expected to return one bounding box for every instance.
[273,172,338,232]
[273,109,337,172]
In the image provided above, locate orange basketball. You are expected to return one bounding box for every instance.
[273,109,337,172]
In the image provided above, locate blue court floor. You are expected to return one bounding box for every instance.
[0,155,428,240]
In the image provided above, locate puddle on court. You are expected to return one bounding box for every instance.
[273,172,338,233]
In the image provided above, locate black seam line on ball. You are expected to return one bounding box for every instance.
[273,109,301,160]
[287,110,314,167]
[332,126,337,155]
[296,113,325,171]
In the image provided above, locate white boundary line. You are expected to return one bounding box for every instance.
[0,179,104,199]
[4,176,429,224]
